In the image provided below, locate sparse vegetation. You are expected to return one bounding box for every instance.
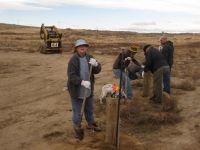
[0,23,200,150]
[120,95,181,134]
[171,77,196,91]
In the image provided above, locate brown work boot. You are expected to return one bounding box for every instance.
[87,122,102,132]
[74,125,84,140]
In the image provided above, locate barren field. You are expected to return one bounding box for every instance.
[0,23,200,150]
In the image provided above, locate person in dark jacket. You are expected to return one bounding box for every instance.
[159,35,174,94]
[143,45,170,104]
[127,63,144,80]
[113,46,141,99]
[67,39,101,139]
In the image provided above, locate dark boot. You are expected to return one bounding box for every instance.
[149,95,156,101]
[149,95,162,104]
[87,122,102,132]
[150,97,162,104]
[74,125,84,140]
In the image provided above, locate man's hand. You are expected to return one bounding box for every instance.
[81,80,91,89]
[89,58,98,67]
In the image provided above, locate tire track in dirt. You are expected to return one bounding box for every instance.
[0,91,64,110]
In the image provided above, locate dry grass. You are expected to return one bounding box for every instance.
[191,69,200,81]
[179,79,196,91]
[120,95,181,133]
[1,23,200,56]
[132,79,144,88]
[162,92,178,111]
[171,77,196,91]
[0,23,200,150]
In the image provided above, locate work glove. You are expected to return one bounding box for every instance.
[142,71,144,78]
[158,46,163,51]
[141,65,145,68]
[125,57,132,61]
[81,80,91,89]
[89,58,98,67]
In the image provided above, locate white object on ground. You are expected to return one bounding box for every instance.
[99,84,127,104]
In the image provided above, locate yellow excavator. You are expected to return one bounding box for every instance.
[39,24,62,53]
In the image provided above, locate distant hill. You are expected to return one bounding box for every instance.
[0,23,199,54]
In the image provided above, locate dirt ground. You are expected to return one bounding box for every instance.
[0,23,200,150]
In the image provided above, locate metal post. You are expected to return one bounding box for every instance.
[115,50,124,148]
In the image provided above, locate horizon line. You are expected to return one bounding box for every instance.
[1,22,200,34]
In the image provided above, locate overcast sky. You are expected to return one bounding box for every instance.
[0,0,200,33]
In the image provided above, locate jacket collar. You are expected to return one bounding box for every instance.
[75,52,91,62]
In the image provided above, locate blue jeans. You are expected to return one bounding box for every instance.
[163,66,171,94]
[113,69,133,98]
[71,96,94,127]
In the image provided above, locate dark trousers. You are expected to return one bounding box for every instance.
[153,66,170,103]
[163,66,171,94]
[71,96,94,127]
[153,67,163,103]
